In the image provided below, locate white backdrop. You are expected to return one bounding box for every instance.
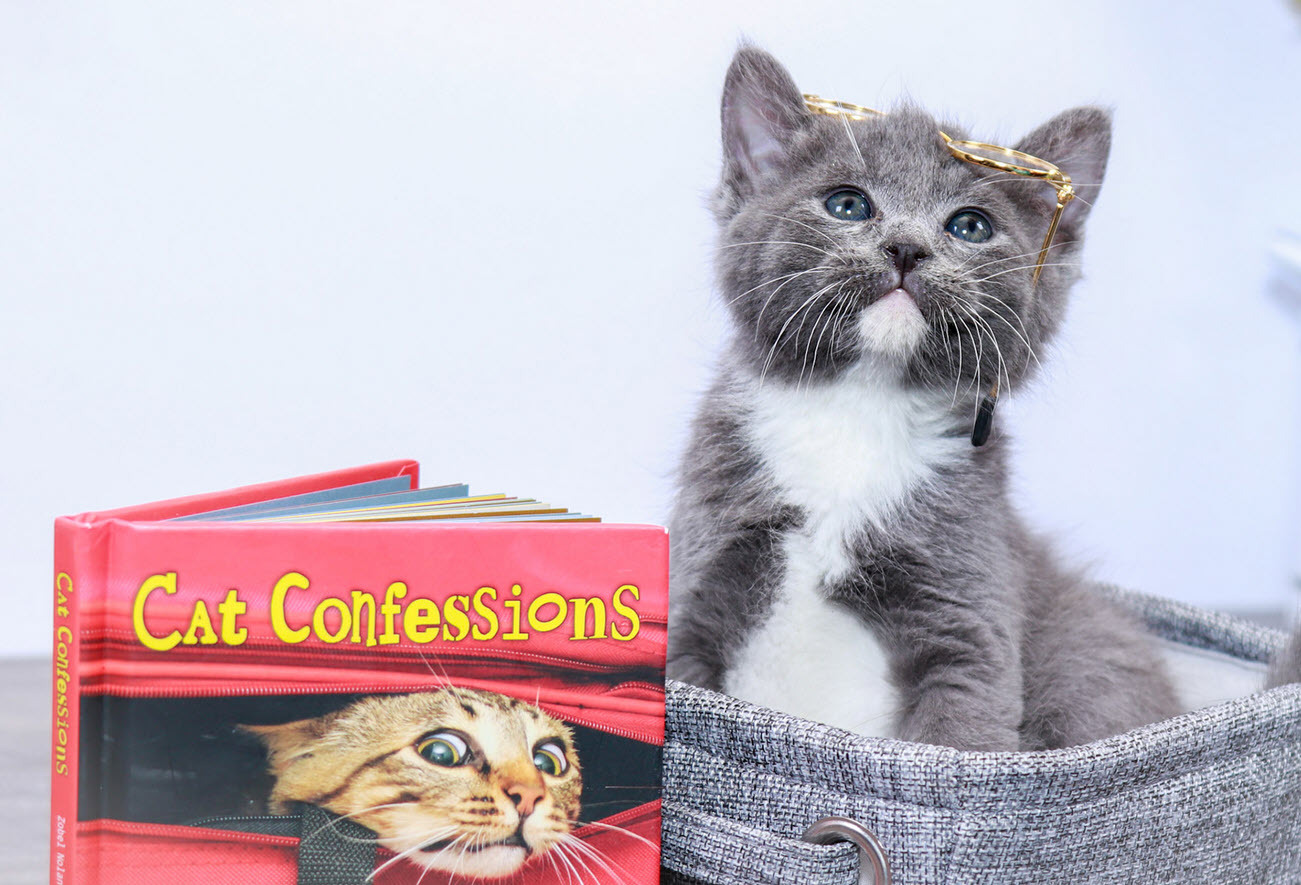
[3,2,1300,657]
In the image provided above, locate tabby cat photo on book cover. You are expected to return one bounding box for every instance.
[54,461,668,885]
[82,685,661,882]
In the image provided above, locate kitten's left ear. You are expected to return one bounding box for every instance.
[1013,106,1112,229]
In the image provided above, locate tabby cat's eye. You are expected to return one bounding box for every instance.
[532,740,568,776]
[416,731,469,767]
[823,188,872,222]
[946,209,994,243]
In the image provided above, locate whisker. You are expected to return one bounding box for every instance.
[948,308,983,401]
[763,286,829,382]
[565,831,639,882]
[759,280,842,386]
[557,838,607,885]
[963,305,1005,391]
[956,241,1072,275]
[559,836,594,885]
[721,239,845,263]
[366,826,462,881]
[416,649,454,686]
[754,267,824,334]
[803,282,848,390]
[966,176,1045,190]
[447,831,475,882]
[956,303,1012,400]
[811,293,854,383]
[968,292,1041,372]
[946,305,965,406]
[573,818,662,852]
[934,305,955,386]
[550,841,585,885]
[756,211,841,247]
[839,112,867,171]
[302,801,421,843]
[966,176,1103,190]
[830,293,856,358]
[725,267,821,308]
[968,309,990,397]
[793,281,842,388]
[553,839,590,884]
[969,261,1079,284]
[542,847,567,885]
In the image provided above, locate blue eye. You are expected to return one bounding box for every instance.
[946,209,994,243]
[824,189,872,222]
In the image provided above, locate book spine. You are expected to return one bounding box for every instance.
[51,517,100,885]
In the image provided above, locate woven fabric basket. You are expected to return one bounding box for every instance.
[660,588,1301,884]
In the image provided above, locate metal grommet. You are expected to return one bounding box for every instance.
[801,816,891,885]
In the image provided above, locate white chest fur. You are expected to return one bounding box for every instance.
[722,368,966,736]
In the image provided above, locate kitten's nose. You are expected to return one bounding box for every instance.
[504,779,545,817]
[884,241,930,274]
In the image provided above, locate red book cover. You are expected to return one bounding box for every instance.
[51,461,668,885]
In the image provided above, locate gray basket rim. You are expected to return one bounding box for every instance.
[666,588,1299,811]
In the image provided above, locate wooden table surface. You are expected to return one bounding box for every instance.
[3,659,51,885]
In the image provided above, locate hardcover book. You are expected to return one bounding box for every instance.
[51,459,668,885]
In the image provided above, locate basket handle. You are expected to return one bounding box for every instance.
[803,817,891,885]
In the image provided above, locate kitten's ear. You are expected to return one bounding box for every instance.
[241,717,332,773]
[721,46,809,196]
[1013,106,1112,228]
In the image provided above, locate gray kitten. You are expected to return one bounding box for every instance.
[666,46,1185,752]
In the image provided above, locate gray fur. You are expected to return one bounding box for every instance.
[668,46,1183,751]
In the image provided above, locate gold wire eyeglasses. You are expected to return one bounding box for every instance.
[803,94,1074,287]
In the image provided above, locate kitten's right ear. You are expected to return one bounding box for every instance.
[241,718,331,773]
[721,46,809,196]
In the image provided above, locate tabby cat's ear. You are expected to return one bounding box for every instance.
[721,46,809,195]
[241,717,333,773]
[1013,106,1112,229]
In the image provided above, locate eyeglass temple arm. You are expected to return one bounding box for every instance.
[1031,181,1075,287]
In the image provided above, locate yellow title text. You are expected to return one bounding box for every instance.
[131,571,641,650]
